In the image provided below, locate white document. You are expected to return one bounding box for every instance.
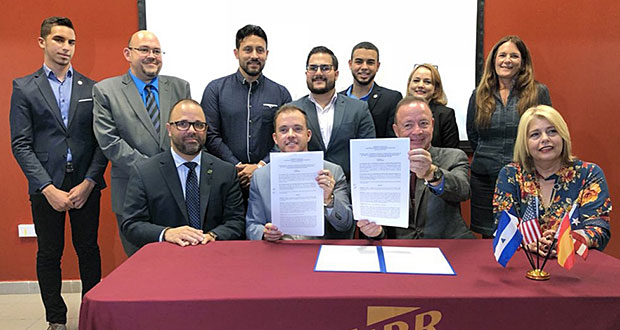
[350,138,410,228]
[382,247,455,275]
[270,151,324,236]
[314,245,455,275]
[314,245,381,272]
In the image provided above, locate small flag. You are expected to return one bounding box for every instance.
[567,203,588,259]
[519,199,542,245]
[557,211,575,270]
[572,232,589,260]
[493,210,523,267]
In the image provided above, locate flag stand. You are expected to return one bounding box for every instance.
[524,238,556,281]
[525,268,550,281]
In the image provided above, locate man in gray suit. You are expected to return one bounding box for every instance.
[246,105,353,240]
[93,30,191,255]
[357,96,474,239]
[289,46,375,180]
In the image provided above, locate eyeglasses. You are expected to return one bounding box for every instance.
[414,63,439,70]
[128,47,165,57]
[307,64,333,73]
[169,120,207,131]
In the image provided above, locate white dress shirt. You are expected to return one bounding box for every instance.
[309,92,338,147]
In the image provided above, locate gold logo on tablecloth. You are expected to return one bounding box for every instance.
[351,306,442,330]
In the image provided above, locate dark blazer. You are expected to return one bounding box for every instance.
[387,147,474,239]
[339,83,402,138]
[430,103,460,148]
[93,73,191,212]
[121,150,245,248]
[289,94,376,179]
[10,68,107,194]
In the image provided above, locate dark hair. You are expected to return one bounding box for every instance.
[41,16,74,38]
[273,105,308,131]
[236,24,268,49]
[306,46,338,70]
[475,35,538,127]
[169,99,203,119]
[351,41,379,61]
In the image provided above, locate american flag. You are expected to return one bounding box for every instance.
[519,199,542,245]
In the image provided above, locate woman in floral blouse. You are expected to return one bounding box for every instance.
[493,105,611,255]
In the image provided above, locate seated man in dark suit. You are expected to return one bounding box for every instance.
[246,105,353,240]
[341,41,402,138]
[357,96,474,239]
[122,99,244,248]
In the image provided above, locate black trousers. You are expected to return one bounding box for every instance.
[30,173,101,324]
[469,170,498,237]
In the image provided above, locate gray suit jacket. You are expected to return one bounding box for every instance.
[10,68,107,194]
[246,160,353,240]
[121,150,245,248]
[289,94,375,179]
[387,147,474,239]
[93,73,190,212]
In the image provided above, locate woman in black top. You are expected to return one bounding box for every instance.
[407,63,459,148]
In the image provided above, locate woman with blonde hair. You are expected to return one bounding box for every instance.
[466,35,552,237]
[494,105,611,255]
[407,63,459,148]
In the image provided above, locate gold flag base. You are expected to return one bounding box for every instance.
[526,269,550,281]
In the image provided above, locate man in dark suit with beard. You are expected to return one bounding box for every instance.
[121,99,245,249]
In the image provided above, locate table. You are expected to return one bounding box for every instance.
[79,240,620,330]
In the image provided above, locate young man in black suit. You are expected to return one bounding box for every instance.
[10,16,107,330]
[341,41,403,138]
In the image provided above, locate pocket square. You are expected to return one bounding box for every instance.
[263,103,278,108]
[78,98,93,103]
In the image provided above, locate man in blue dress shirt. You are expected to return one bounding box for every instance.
[201,24,292,190]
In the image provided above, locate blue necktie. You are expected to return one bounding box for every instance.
[145,85,160,133]
[183,162,201,229]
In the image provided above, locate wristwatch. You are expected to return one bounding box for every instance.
[425,166,443,184]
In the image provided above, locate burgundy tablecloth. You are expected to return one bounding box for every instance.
[79,240,620,330]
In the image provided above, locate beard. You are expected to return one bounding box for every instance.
[240,60,264,77]
[171,133,205,156]
[307,76,335,95]
[140,59,162,79]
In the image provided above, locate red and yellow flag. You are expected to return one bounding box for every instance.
[557,212,575,269]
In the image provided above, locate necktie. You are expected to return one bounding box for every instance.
[145,85,160,133]
[184,162,201,229]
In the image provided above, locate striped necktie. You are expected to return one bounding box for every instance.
[145,85,160,133]
[183,162,201,230]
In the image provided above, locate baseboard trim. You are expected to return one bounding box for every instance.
[0,280,82,295]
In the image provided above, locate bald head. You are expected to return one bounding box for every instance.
[169,99,205,122]
[166,99,207,160]
[124,30,162,82]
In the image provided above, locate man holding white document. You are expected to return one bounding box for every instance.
[246,105,353,240]
[357,97,474,239]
